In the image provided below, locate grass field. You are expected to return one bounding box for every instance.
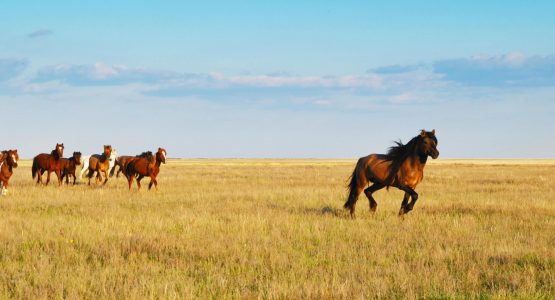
[0,159,554,298]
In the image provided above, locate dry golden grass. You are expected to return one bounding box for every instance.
[0,159,554,298]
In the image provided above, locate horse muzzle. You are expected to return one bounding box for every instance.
[431,150,439,159]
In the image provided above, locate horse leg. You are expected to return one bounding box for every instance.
[136,175,144,190]
[56,170,63,186]
[396,184,418,216]
[87,169,94,185]
[148,176,157,190]
[364,183,385,213]
[96,171,102,185]
[36,169,42,185]
[127,174,134,190]
[398,192,410,216]
[45,170,52,186]
[103,170,109,185]
[1,180,7,195]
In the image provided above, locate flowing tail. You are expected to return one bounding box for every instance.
[31,158,38,179]
[344,162,361,210]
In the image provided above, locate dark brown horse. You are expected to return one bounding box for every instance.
[60,152,82,185]
[1,150,19,196]
[344,130,439,218]
[124,151,158,190]
[110,155,134,178]
[32,143,65,185]
[87,145,113,185]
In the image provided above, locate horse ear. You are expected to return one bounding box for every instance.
[432,129,436,135]
[420,129,426,137]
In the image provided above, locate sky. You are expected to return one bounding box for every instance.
[1,1,554,158]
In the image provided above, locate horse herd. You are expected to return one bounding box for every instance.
[1,129,440,217]
[0,144,167,196]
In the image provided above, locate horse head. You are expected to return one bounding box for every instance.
[418,129,439,159]
[55,143,64,158]
[7,150,19,168]
[103,145,112,158]
[157,147,167,164]
[109,149,118,162]
[73,152,82,165]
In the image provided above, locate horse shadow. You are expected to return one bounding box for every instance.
[300,205,345,218]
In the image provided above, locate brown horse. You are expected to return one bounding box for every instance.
[344,130,439,218]
[1,150,19,196]
[110,155,134,178]
[60,152,82,185]
[32,143,65,185]
[87,145,113,185]
[124,151,158,190]
[147,148,167,190]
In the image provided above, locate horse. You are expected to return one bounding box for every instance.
[147,148,167,189]
[80,148,118,180]
[32,143,65,185]
[124,151,158,190]
[1,150,19,196]
[60,152,82,185]
[344,129,439,218]
[110,154,133,178]
[110,149,163,179]
[87,145,113,185]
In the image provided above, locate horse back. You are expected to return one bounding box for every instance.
[126,157,152,177]
[34,153,53,169]
[357,154,392,185]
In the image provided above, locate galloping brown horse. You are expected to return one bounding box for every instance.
[344,130,439,218]
[124,151,158,190]
[60,152,82,185]
[147,148,167,190]
[32,143,65,185]
[87,145,112,185]
[1,150,19,195]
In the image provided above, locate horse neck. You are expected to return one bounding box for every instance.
[51,151,60,160]
[407,152,427,170]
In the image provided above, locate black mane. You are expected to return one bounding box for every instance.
[383,135,422,185]
[137,151,153,158]
[50,149,61,160]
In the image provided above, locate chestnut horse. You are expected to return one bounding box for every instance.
[1,150,19,196]
[110,154,134,178]
[87,145,113,185]
[344,130,439,218]
[80,149,118,180]
[147,148,167,189]
[124,151,158,190]
[32,143,65,185]
[60,152,82,185]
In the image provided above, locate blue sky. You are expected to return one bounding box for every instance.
[1,1,554,158]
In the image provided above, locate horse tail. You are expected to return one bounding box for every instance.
[31,157,38,179]
[344,159,363,210]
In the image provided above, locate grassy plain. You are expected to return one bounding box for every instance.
[0,159,554,298]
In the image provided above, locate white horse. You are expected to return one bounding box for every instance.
[79,149,118,180]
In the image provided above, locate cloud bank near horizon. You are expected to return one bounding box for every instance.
[2,52,554,158]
